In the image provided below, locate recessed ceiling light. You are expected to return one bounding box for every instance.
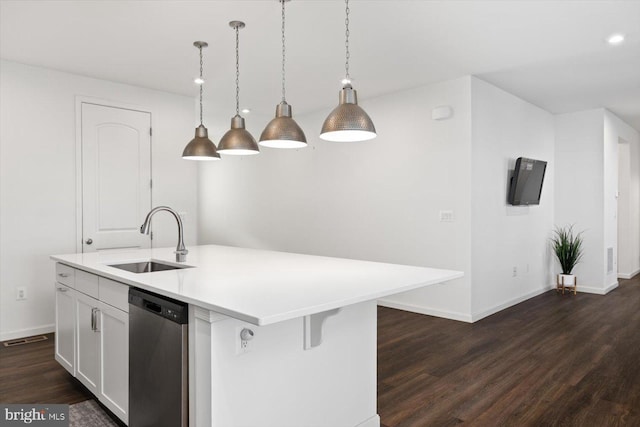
[194,77,205,85]
[607,34,625,45]
[241,108,251,114]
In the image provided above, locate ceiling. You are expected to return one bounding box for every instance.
[2,0,639,130]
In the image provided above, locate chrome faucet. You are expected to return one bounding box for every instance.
[140,206,189,263]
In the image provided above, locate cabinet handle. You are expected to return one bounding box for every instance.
[91,308,96,331]
[94,309,100,332]
[91,308,100,332]
[57,287,67,292]
[58,273,69,278]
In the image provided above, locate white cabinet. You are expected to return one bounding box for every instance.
[99,301,129,424]
[75,291,101,396]
[54,283,76,375]
[54,263,129,425]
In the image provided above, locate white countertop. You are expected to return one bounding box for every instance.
[52,245,463,326]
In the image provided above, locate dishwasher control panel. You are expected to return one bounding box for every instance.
[129,287,188,324]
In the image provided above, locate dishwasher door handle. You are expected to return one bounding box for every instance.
[144,301,162,313]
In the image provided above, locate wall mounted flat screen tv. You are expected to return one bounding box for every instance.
[508,157,547,205]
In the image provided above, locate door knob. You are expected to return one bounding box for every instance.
[85,238,93,245]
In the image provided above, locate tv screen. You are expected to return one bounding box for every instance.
[508,157,547,205]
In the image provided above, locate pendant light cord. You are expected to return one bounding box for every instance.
[281,0,286,102]
[199,45,204,126]
[235,26,240,116]
[344,0,350,81]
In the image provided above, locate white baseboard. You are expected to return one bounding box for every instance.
[618,268,640,280]
[377,300,472,323]
[0,324,55,342]
[577,281,619,295]
[355,414,380,427]
[379,278,623,326]
[607,281,620,293]
[471,287,551,323]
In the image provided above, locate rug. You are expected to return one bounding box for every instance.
[69,400,119,427]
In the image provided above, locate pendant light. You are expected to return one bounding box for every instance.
[259,0,307,149]
[320,0,376,142]
[182,41,221,161]
[217,21,260,156]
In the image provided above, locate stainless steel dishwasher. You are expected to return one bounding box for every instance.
[129,287,188,427]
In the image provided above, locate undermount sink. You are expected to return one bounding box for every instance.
[109,260,193,274]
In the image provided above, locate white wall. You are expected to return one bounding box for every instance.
[469,77,555,320]
[554,108,640,293]
[617,140,632,275]
[199,77,474,321]
[605,110,640,279]
[554,109,606,291]
[603,111,619,288]
[200,76,607,323]
[0,60,198,340]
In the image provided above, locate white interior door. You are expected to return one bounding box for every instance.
[81,103,151,252]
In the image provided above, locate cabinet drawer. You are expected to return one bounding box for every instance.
[99,277,129,313]
[76,270,99,299]
[56,263,75,288]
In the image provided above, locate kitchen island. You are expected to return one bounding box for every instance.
[52,244,462,427]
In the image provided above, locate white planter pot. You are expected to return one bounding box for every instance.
[558,274,575,286]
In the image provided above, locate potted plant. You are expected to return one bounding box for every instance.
[551,225,584,290]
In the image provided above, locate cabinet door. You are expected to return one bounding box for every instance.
[54,283,75,375]
[75,292,100,395]
[99,302,129,424]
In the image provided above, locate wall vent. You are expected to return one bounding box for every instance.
[607,247,614,273]
[3,335,48,347]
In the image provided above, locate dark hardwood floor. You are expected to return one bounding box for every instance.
[2,276,639,427]
[0,333,127,426]
[0,333,91,404]
[378,276,640,427]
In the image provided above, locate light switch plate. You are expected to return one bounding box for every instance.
[439,210,455,222]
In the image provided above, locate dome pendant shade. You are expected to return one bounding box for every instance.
[320,85,376,142]
[182,125,221,160]
[259,102,307,149]
[183,41,219,160]
[217,115,260,156]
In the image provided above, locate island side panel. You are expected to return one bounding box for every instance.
[201,300,378,427]
[189,306,221,427]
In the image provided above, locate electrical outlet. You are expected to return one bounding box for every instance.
[16,287,26,300]
[512,267,517,277]
[236,326,254,355]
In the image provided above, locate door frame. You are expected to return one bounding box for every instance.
[74,96,154,253]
